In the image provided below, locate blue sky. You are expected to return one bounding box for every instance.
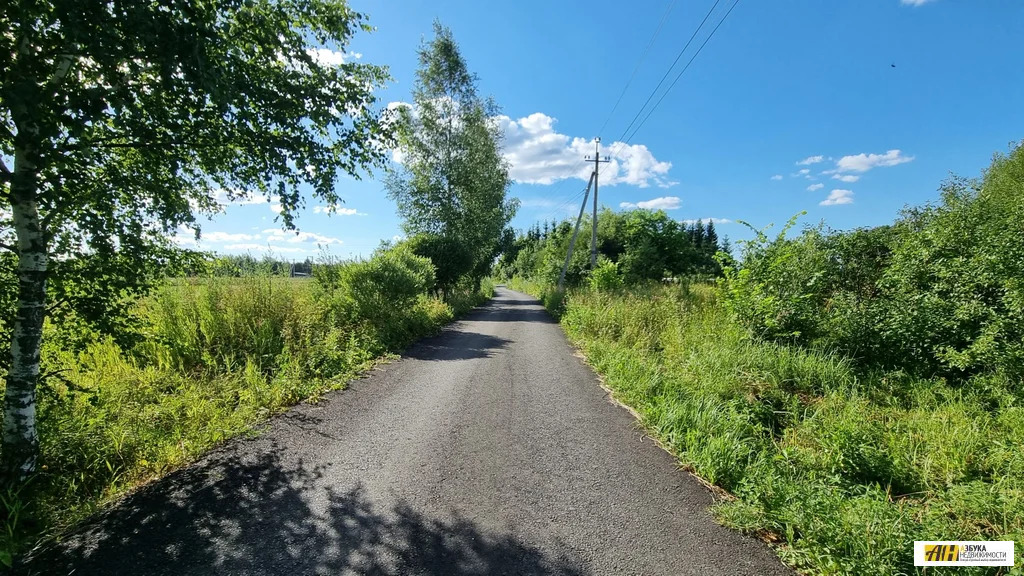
[182,0,1024,260]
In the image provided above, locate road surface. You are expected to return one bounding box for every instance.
[20,288,793,575]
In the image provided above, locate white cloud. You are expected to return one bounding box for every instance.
[201,231,259,243]
[807,183,824,191]
[835,149,913,173]
[224,243,308,254]
[620,196,682,210]
[680,217,732,225]
[173,225,198,246]
[388,106,674,187]
[832,174,860,183]
[770,174,783,181]
[492,112,674,188]
[306,48,348,67]
[900,0,936,6]
[796,155,825,165]
[270,203,284,214]
[262,228,343,245]
[214,189,272,206]
[820,189,854,206]
[313,205,364,216]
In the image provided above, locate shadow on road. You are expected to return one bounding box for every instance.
[467,298,556,325]
[18,447,587,576]
[404,332,512,361]
[492,298,539,306]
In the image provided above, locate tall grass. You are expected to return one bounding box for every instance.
[2,272,491,563]
[537,282,1023,575]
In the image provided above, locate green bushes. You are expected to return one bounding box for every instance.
[556,284,1024,575]
[1,246,492,563]
[515,144,1024,574]
[720,143,1024,381]
[496,208,725,287]
[588,259,622,292]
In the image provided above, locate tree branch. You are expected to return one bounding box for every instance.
[45,296,69,316]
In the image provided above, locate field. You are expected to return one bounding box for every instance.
[1,266,492,564]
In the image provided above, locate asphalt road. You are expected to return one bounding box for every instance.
[20,287,793,576]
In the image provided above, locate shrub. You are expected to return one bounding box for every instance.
[878,146,1024,378]
[344,246,436,321]
[718,214,834,343]
[589,259,622,292]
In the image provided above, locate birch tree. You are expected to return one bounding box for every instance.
[0,0,391,477]
[386,22,517,288]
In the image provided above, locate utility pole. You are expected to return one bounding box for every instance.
[584,137,610,269]
[557,172,595,290]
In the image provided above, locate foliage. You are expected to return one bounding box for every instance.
[1,0,392,475]
[878,148,1024,378]
[343,246,436,322]
[555,283,1024,576]
[497,208,725,287]
[385,22,517,289]
[719,143,1024,380]
[589,259,622,292]
[0,245,491,563]
[404,234,474,295]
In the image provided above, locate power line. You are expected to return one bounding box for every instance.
[610,0,724,147]
[596,0,678,138]
[536,0,681,225]
[536,0,741,227]
[597,0,730,177]
[623,0,741,144]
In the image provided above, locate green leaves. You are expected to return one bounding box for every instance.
[385,22,515,287]
[1,0,392,475]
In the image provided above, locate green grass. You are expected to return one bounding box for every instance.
[2,274,492,564]
[518,280,1023,575]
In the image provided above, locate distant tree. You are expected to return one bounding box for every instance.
[385,22,517,287]
[694,220,707,248]
[0,0,390,477]
[720,236,733,257]
[705,221,719,253]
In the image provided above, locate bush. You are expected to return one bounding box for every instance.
[721,143,1024,382]
[344,246,436,321]
[557,283,1024,575]
[718,214,834,343]
[878,147,1024,378]
[405,234,473,296]
[589,259,622,292]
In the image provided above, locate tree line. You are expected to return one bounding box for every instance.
[497,208,729,286]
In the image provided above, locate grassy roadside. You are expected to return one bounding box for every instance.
[2,275,493,565]
[511,279,1023,576]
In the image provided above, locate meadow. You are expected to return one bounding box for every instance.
[1,249,492,565]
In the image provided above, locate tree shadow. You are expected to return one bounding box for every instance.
[403,331,511,361]
[469,306,557,325]
[17,446,587,575]
[490,298,539,306]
